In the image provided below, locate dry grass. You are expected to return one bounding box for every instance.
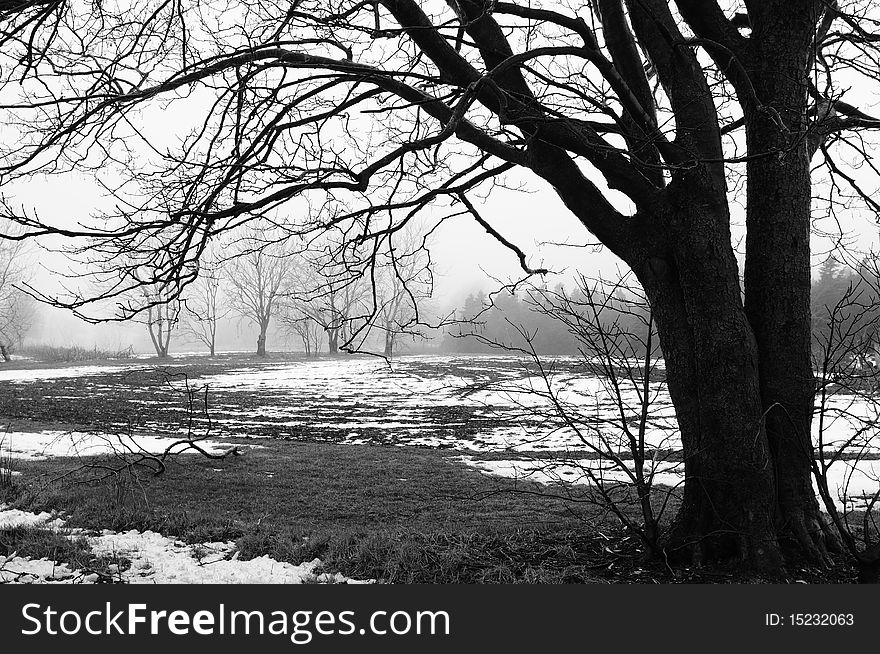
[5,440,667,582]
[17,344,136,363]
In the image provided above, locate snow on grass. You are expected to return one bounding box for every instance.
[0,506,372,584]
[0,364,138,383]
[86,531,357,584]
[0,507,66,530]
[4,354,878,513]
[460,456,684,490]
[814,459,880,513]
[0,556,79,584]
[190,355,680,452]
[461,454,878,512]
[814,394,880,457]
[1,430,253,461]
[167,355,880,509]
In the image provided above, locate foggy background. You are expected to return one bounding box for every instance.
[9,166,626,355]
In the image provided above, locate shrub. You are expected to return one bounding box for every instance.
[18,344,136,363]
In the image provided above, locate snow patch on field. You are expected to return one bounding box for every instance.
[0,508,66,530]
[0,430,253,461]
[460,455,878,512]
[3,354,878,517]
[0,506,371,584]
[815,459,880,512]
[86,531,354,584]
[0,364,137,383]
[460,456,684,490]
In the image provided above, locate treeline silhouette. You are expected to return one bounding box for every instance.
[441,282,652,356]
[811,255,880,363]
[439,260,880,360]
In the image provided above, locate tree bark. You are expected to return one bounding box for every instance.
[0,343,9,362]
[741,16,836,560]
[328,328,339,355]
[595,5,838,570]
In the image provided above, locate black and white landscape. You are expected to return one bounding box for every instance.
[1,1,880,585]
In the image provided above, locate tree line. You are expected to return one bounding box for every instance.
[140,227,433,359]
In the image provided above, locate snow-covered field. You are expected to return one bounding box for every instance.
[188,355,681,451]
[0,364,139,383]
[185,355,880,510]
[2,354,878,502]
[2,353,879,581]
[0,505,372,584]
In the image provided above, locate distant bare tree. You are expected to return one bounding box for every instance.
[282,314,323,357]
[228,236,292,357]
[0,225,34,361]
[371,233,432,358]
[324,273,370,354]
[278,258,321,356]
[141,284,180,359]
[281,252,370,356]
[182,257,226,357]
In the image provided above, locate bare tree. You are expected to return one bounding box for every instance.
[0,225,34,361]
[811,253,880,581]
[372,235,432,359]
[282,252,371,355]
[3,1,880,569]
[141,284,180,359]
[326,278,370,354]
[227,236,291,357]
[282,313,323,357]
[182,258,226,357]
[299,280,364,356]
[278,258,322,356]
[467,274,674,558]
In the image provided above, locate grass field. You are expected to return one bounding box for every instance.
[0,353,866,583]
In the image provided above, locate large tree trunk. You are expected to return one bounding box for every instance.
[256,331,267,357]
[0,343,9,362]
[741,18,836,560]
[634,177,782,570]
[328,328,339,355]
[615,7,836,570]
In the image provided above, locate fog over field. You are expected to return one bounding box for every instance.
[14,168,623,353]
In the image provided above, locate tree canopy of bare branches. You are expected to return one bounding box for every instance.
[369,225,432,357]
[227,234,292,357]
[182,254,226,357]
[0,222,34,360]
